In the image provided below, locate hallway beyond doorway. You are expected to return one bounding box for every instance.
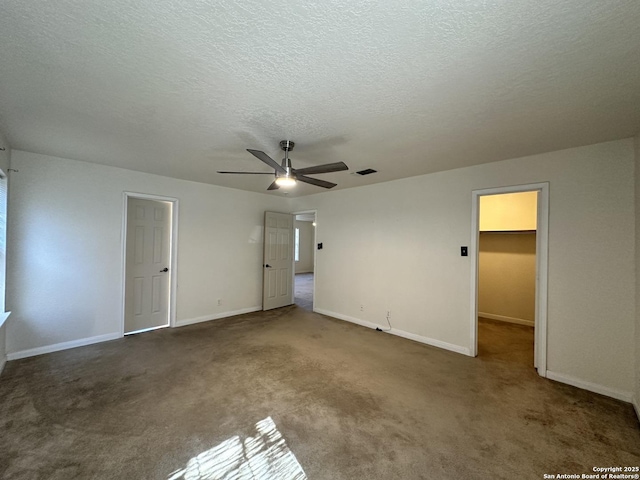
[295,273,313,310]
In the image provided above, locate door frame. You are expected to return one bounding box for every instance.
[292,209,318,312]
[469,182,549,377]
[121,192,179,336]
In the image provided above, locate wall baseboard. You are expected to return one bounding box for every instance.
[295,269,314,274]
[388,327,471,356]
[7,332,122,361]
[176,306,262,328]
[0,355,6,376]
[478,312,534,327]
[7,307,263,361]
[633,396,640,423]
[314,308,380,330]
[546,370,633,403]
[314,308,471,356]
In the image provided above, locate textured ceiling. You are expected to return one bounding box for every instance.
[1,0,639,196]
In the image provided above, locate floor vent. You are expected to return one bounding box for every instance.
[356,168,377,176]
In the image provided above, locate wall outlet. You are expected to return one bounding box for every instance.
[360,304,364,312]
[386,310,391,319]
[217,299,222,306]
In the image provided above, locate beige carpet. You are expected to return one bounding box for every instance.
[0,308,638,479]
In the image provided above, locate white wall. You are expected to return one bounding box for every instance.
[295,220,314,273]
[0,131,9,372]
[293,139,636,399]
[6,151,290,356]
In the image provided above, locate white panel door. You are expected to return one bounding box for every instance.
[125,198,171,333]
[263,212,294,311]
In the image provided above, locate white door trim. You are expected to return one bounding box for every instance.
[470,182,549,377]
[292,209,318,312]
[121,192,179,336]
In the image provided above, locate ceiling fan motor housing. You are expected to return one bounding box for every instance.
[279,140,295,151]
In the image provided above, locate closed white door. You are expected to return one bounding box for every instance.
[125,198,172,333]
[263,212,294,311]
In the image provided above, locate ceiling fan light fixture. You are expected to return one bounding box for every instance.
[275,176,296,187]
[224,140,347,191]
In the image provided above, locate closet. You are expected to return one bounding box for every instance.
[478,192,538,363]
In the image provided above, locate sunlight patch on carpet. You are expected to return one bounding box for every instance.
[167,417,306,480]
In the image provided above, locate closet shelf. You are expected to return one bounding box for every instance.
[480,230,536,234]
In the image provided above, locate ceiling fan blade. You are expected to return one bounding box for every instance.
[296,175,337,189]
[247,149,286,174]
[267,181,280,191]
[293,161,348,176]
[217,171,275,174]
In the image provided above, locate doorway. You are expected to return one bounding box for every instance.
[122,193,178,335]
[470,183,549,377]
[293,211,316,311]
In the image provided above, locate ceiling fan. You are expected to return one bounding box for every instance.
[217,140,348,190]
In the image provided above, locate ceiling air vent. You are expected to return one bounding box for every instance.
[356,168,377,176]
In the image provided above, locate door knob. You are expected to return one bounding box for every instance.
[160,267,169,273]
[265,264,272,268]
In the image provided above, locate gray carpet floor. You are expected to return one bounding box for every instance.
[1,309,638,479]
[294,273,314,311]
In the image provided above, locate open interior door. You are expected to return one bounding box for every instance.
[263,212,294,311]
[125,198,172,333]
